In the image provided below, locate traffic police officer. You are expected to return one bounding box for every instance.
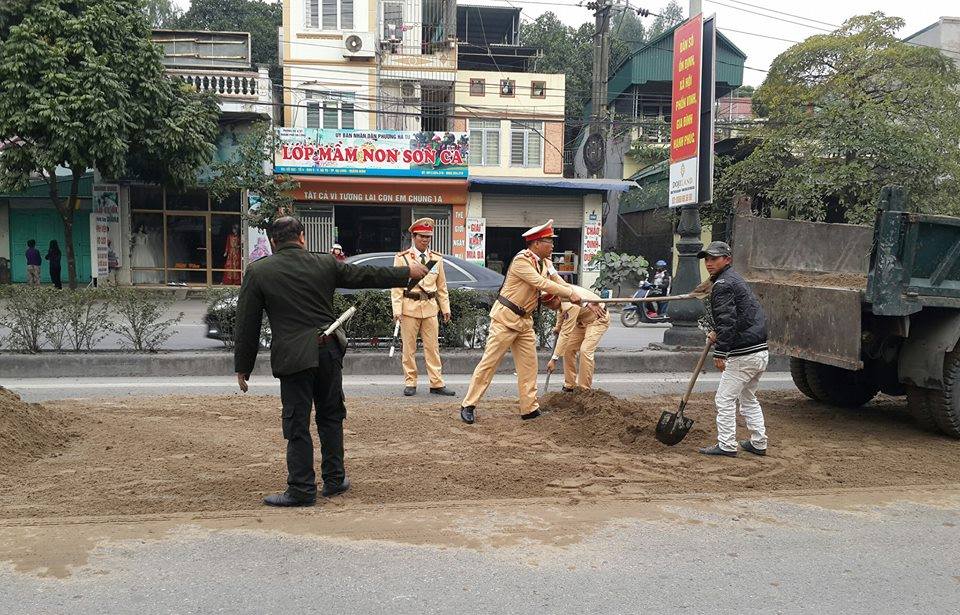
[546,284,609,391]
[459,220,582,423]
[392,218,456,397]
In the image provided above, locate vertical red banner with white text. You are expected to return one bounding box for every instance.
[668,14,703,207]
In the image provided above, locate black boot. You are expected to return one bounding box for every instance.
[430,386,456,396]
[460,405,475,424]
[403,386,416,396]
[263,492,315,507]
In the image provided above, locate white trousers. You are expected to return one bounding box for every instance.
[715,350,768,452]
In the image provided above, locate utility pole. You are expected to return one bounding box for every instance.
[585,0,613,179]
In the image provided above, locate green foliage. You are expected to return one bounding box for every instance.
[174,0,282,76]
[106,287,183,352]
[441,289,493,349]
[532,307,557,350]
[717,13,960,223]
[0,286,60,352]
[338,290,394,346]
[208,122,298,230]
[59,288,111,351]
[0,0,221,289]
[143,0,181,27]
[590,251,650,296]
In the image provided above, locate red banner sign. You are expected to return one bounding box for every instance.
[670,15,703,163]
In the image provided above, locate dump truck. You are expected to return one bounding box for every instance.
[731,186,960,437]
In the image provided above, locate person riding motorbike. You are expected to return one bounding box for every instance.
[652,260,671,316]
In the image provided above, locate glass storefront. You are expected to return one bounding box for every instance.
[130,186,243,286]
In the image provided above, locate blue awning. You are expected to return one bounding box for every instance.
[468,176,637,193]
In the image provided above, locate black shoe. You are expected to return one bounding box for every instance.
[321,477,351,498]
[263,492,315,507]
[403,386,416,396]
[739,440,767,456]
[561,386,575,393]
[698,444,737,457]
[460,405,475,424]
[430,386,457,396]
[521,409,542,421]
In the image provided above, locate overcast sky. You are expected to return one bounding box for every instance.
[172,0,956,86]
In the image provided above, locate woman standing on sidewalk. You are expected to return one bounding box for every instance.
[45,240,62,289]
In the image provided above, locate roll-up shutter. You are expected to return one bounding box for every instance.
[481,195,582,228]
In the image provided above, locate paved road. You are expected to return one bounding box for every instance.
[1,490,957,614]
[3,372,794,402]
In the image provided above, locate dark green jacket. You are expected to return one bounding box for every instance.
[234,243,410,377]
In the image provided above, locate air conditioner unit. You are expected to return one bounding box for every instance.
[343,32,375,58]
[400,80,420,101]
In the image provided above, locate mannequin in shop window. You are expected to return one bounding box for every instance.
[223,224,242,284]
[131,223,162,284]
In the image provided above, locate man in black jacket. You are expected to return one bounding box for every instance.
[697,241,770,458]
[234,217,429,507]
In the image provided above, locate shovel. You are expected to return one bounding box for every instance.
[655,338,714,446]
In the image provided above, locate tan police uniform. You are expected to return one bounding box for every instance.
[552,285,610,390]
[461,220,574,419]
[391,219,451,392]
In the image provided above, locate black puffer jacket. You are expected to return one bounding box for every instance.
[710,266,768,359]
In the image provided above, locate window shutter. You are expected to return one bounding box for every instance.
[510,131,524,166]
[469,130,482,165]
[486,130,499,166]
[383,2,403,39]
[322,101,338,129]
[529,133,542,167]
[306,0,319,28]
[341,0,354,30]
[306,101,320,128]
[322,0,337,30]
[341,101,355,129]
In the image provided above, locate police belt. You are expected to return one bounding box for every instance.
[497,294,530,318]
[403,290,436,300]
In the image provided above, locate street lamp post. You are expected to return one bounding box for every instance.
[662,203,705,346]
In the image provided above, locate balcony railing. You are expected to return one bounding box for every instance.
[168,69,267,100]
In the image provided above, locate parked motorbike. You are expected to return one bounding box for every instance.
[620,282,672,327]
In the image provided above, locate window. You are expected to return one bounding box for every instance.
[306,91,355,129]
[469,119,500,166]
[499,79,515,97]
[469,78,485,96]
[531,81,546,98]
[382,1,403,40]
[510,121,543,168]
[444,263,474,284]
[306,0,353,30]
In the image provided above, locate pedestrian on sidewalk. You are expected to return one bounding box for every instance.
[697,241,770,458]
[25,239,42,286]
[45,240,62,289]
[233,216,429,508]
[391,218,456,398]
[546,285,609,391]
[459,220,582,424]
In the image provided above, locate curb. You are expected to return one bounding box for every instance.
[0,350,789,378]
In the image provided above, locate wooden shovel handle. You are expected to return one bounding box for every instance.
[681,338,715,407]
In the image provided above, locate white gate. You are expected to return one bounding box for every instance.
[301,207,335,253]
[412,207,451,254]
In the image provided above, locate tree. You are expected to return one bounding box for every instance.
[715,13,960,224]
[208,122,298,230]
[0,0,221,288]
[143,0,181,28]
[174,0,282,75]
[647,1,684,40]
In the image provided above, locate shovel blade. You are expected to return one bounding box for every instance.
[655,410,693,446]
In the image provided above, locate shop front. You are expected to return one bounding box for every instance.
[289,177,468,257]
[128,185,244,286]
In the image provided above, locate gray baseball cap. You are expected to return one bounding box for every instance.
[697,241,732,258]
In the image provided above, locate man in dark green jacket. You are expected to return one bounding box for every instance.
[234,216,428,507]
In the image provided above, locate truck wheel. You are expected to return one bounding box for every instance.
[926,348,960,438]
[620,310,640,327]
[906,385,938,432]
[804,361,880,408]
[789,357,820,401]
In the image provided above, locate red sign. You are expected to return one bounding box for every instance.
[670,15,703,163]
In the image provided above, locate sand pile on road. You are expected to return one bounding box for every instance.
[540,388,712,448]
[0,386,70,468]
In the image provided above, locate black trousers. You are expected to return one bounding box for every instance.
[50,266,61,289]
[278,344,346,500]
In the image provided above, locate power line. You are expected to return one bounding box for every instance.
[722,0,840,29]
[702,0,834,32]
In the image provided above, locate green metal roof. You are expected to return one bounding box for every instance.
[0,172,94,199]
[607,21,747,106]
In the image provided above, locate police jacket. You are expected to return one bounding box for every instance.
[234,243,411,377]
[709,265,768,359]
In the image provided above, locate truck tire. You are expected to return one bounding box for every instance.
[789,357,820,401]
[804,361,880,408]
[906,385,938,433]
[926,348,960,438]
